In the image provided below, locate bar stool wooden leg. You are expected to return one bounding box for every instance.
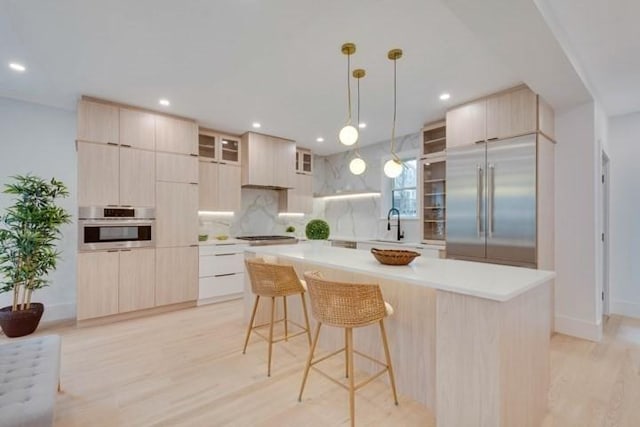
[243,295,260,354]
[345,329,349,378]
[300,293,312,347]
[346,327,355,427]
[379,320,399,405]
[283,296,288,341]
[268,296,276,377]
[299,322,322,402]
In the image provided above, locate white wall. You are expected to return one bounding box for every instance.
[609,111,640,317]
[0,97,77,323]
[554,101,602,341]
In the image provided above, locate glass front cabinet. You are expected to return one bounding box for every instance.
[421,156,446,244]
[198,128,241,165]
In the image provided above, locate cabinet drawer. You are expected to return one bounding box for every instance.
[199,252,244,277]
[199,274,244,299]
[199,243,247,256]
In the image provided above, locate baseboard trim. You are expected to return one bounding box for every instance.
[554,314,602,341]
[611,299,640,319]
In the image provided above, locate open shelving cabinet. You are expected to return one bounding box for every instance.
[420,120,447,245]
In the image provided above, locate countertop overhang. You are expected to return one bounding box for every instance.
[246,244,555,302]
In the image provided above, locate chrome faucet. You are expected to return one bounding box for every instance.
[387,208,404,241]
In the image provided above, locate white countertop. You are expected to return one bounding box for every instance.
[328,235,445,250]
[246,245,555,302]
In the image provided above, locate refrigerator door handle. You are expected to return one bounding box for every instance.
[476,164,483,237]
[488,163,495,237]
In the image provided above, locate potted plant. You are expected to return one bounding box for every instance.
[0,175,71,337]
[285,225,296,237]
[305,219,330,248]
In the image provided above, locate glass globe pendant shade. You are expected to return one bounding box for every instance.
[384,158,403,178]
[349,157,366,175]
[339,125,359,146]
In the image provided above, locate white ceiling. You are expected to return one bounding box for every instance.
[0,0,528,155]
[535,0,640,117]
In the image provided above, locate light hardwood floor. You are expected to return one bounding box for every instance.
[3,301,640,426]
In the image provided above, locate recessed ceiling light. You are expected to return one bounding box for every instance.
[159,98,170,106]
[316,137,324,143]
[9,62,26,72]
[358,123,367,129]
[252,122,261,128]
[439,93,450,101]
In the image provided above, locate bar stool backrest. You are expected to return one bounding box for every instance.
[303,271,386,328]
[245,258,305,297]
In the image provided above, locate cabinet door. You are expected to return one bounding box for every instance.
[155,116,198,155]
[119,108,155,150]
[119,248,155,313]
[77,142,119,206]
[486,87,536,140]
[156,246,198,306]
[77,100,119,144]
[198,161,218,211]
[446,100,486,148]
[156,182,199,247]
[77,251,119,320]
[120,147,155,207]
[217,163,241,211]
[243,133,272,185]
[220,135,241,164]
[156,152,198,183]
[301,150,313,174]
[298,173,313,213]
[273,138,296,188]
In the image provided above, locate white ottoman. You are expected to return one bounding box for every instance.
[0,335,61,427]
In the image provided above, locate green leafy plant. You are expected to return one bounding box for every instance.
[285,225,296,233]
[0,175,71,312]
[305,219,330,240]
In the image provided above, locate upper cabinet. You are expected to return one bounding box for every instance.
[446,99,486,148]
[446,85,556,149]
[77,100,119,145]
[119,108,156,150]
[241,132,296,188]
[155,115,198,156]
[486,86,537,140]
[198,129,241,165]
[421,121,446,158]
[199,161,241,212]
[296,148,313,175]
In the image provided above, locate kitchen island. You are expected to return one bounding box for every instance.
[244,245,555,427]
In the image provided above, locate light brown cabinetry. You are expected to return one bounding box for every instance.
[446,100,486,148]
[118,249,155,313]
[77,251,119,320]
[155,246,198,306]
[119,108,156,150]
[77,142,120,206]
[296,148,313,174]
[78,142,155,207]
[155,115,198,155]
[421,121,447,158]
[199,161,241,212]
[156,182,198,247]
[241,132,296,188]
[77,100,119,145]
[198,161,218,211]
[285,173,313,214]
[156,152,198,184]
[198,129,242,165]
[486,87,537,140]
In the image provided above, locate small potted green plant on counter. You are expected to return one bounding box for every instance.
[285,225,296,237]
[305,219,330,248]
[0,175,71,337]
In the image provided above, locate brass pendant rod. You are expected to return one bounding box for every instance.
[347,53,352,124]
[356,75,361,157]
[391,57,397,157]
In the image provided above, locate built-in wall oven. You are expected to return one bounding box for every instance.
[78,207,155,251]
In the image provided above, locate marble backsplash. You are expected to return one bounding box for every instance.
[200,132,422,242]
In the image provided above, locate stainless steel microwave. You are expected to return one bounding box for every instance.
[78,207,155,251]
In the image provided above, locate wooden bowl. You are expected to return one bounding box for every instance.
[371,248,421,266]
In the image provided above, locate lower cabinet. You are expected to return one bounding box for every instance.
[155,246,199,306]
[198,244,247,304]
[77,248,156,320]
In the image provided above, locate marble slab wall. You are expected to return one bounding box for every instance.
[199,132,422,241]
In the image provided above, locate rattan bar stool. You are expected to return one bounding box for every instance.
[243,258,312,377]
[298,271,398,427]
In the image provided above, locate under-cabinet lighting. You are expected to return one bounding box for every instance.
[319,192,381,201]
[9,62,26,72]
[439,93,450,101]
[198,211,234,216]
[252,122,261,128]
[278,212,305,217]
[159,98,170,106]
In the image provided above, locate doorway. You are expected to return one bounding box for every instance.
[602,151,610,318]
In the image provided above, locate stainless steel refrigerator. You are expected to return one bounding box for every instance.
[446,134,537,267]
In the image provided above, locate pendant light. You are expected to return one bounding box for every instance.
[338,43,358,146]
[349,68,367,175]
[384,48,404,179]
